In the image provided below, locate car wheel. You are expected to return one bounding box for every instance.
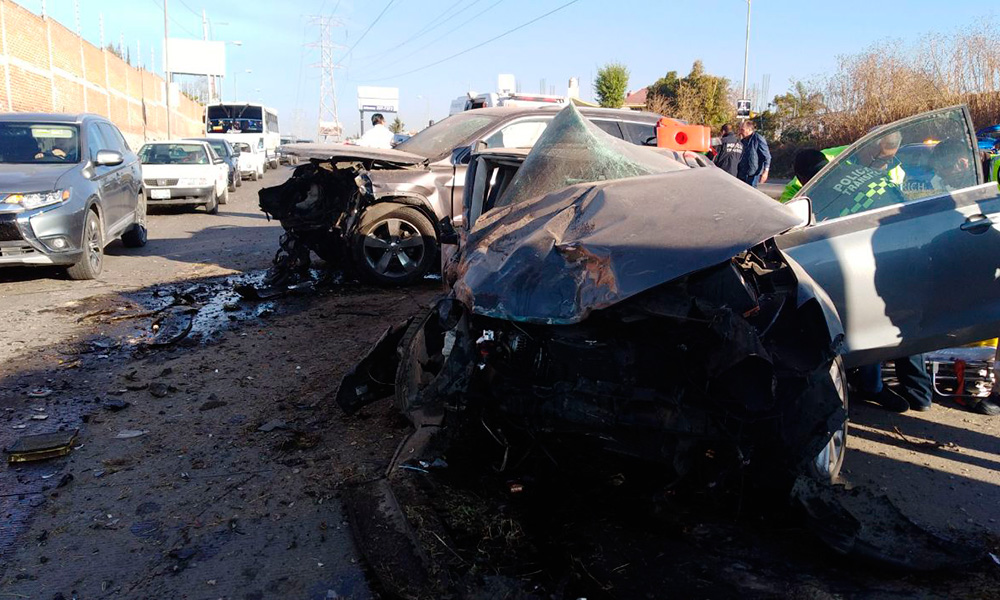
[67,210,104,280]
[353,205,436,286]
[205,190,219,215]
[220,186,229,205]
[807,356,848,484]
[269,159,278,170]
[236,175,242,188]
[251,169,258,182]
[258,164,265,179]
[228,174,236,193]
[121,193,148,248]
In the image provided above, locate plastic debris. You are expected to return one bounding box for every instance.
[257,420,287,433]
[27,388,52,398]
[4,430,79,463]
[115,429,149,439]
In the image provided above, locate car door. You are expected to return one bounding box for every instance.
[85,123,123,225]
[776,105,1000,368]
[97,122,134,229]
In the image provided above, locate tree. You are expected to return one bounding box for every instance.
[594,62,630,108]
[648,60,734,129]
[772,81,825,121]
[389,116,405,133]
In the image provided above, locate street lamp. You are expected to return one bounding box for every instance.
[233,68,252,101]
[742,0,751,108]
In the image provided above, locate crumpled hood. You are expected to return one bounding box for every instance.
[282,143,426,166]
[453,167,802,324]
[0,163,76,193]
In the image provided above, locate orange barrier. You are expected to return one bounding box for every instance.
[656,118,711,153]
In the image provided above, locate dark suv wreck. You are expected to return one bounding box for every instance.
[341,105,850,487]
[337,105,999,592]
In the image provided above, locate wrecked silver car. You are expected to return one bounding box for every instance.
[257,107,665,286]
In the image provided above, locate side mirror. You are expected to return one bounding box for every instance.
[95,149,124,167]
[785,196,814,227]
[450,146,471,166]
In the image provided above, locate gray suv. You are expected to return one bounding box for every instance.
[0,113,147,279]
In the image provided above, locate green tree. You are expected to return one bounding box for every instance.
[389,116,405,133]
[645,70,680,111]
[674,60,734,129]
[594,62,630,108]
[772,81,825,120]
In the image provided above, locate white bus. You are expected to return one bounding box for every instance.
[205,102,280,170]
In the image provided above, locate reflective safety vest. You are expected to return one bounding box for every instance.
[780,145,848,202]
[836,164,906,217]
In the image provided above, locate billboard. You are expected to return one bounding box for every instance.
[357,86,399,113]
[318,121,343,137]
[166,38,226,77]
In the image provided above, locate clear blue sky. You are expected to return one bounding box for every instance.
[22,0,996,137]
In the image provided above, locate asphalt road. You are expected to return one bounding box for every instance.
[0,167,287,363]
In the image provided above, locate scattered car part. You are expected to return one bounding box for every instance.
[5,430,79,463]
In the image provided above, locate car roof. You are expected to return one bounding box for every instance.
[464,106,662,123]
[0,112,109,124]
[142,139,211,146]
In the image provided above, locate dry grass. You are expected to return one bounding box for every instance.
[818,21,1000,145]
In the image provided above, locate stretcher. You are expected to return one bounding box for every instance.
[925,339,997,399]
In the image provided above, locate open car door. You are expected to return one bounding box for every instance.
[777,105,1000,367]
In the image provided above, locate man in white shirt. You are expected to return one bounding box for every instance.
[355,113,395,149]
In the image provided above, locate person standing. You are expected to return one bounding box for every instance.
[355,113,394,149]
[712,124,743,177]
[737,120,771,187]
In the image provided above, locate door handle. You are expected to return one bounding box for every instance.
[961,214,993,234]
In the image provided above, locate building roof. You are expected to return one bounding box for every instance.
[624,87,649,108]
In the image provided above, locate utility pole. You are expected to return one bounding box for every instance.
[202,9,215,102]
[742,0,751,104]
[308,15,345,142]
[164,0,172,138]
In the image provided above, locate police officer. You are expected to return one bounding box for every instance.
[713,123,743,177]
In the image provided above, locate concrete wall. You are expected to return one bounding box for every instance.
[0,0,204,148]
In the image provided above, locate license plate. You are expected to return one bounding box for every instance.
[150,189,171,199]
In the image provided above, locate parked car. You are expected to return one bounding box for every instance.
[185,137,240,192]
[138,141,229,214]
[265,106,671,286]
[339,104,999,498]
[0,113,147,280]
[234,141,265,181]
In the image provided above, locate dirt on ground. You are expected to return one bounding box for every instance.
[0,274,439,599]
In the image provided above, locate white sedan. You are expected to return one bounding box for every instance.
[138,141,229,214]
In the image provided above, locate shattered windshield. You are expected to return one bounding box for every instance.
[395,112,499,159]
[495,104,686,209]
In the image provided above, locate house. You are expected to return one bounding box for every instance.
[624,87,649,111]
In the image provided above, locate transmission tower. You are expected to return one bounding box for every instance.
[308,15,345,142]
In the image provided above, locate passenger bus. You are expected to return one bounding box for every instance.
[205,102,280,170]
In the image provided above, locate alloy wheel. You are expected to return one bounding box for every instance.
[363,218,426,277]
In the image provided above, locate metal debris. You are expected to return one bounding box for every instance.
[4,430,79,463]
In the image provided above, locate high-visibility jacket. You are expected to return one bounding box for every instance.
[780,145,848,202]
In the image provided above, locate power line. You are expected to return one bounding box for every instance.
[147,0,200,38]
[175,0,201,20]
[339,0,397,62]
[367,0,499,75]
[353,0,476,64]
[361,0,579,83]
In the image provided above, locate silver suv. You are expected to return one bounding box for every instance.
[270,106,664,285]
[0,113,147,279]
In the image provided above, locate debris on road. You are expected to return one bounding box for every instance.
[26,388,53,398]
[103,398,130,412]
[4,430,79,463]
[148,382,171,398]
[114,429,149,439]
[257,420,288,433]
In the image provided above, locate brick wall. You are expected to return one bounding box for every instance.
[0,0,204,148]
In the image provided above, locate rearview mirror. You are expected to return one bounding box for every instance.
[450,146,471,166]
[785,196,814,227]
[94,150,123,167]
